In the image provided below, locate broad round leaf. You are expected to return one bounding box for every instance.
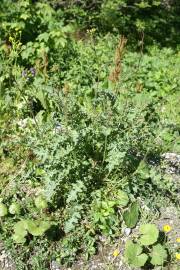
[133,253,148,267]
[117,190,129,207]
[0,203,8,217]
[150,244,167,266]
[139,224,159,246]
[34,196,48,210]
[12,234,26,244]
[123,202,139,228]
[27,220,51,236]
[9,202,21,215]
[124,240,148,267]
[14,220,28,237]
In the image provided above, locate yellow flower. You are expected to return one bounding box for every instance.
[175,253,180,260]
[113,249,120,257]
[176,238,180,243]
[163,224,172,233]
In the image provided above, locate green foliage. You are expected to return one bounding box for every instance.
[0,1,179,268]
[13,219,51,243]
[90,192,119,235]
[139,223,159,246]
[116,190,129,207]
[50,0,180,47]
[150,244,168,266]
[9,202,21,215]
[12,220,28,244]
[34,196,48,210]
[26,220,51,236]
[125,224,168,268]
[124,240,148,267]
[123,202,139,228]
[0,203,8,217]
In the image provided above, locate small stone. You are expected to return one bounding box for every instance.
[50,260,61,270]
[98,235,107,242]
[123,228,131,236]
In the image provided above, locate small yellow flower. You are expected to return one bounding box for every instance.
[175,253,180,260]
[176,238,180,243]
[163,224,172,233]
[113,249,120,257]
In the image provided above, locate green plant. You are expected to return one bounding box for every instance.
[125,240,148,267]
[34,196,48,210]
[123,202,139,229]
[0,2,179,268]
[9,202,21,215]
[12,219,51,244]
[124,223,168,268]
[90,190,139,235]
[139,223,159,246]
[0,202,8,217]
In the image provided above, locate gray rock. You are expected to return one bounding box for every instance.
[123,228,131,236]
[50,260,61,270]
[161,153,180,174]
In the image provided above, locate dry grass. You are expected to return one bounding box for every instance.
[109,36,127,84]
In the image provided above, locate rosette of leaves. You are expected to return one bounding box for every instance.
[91,199,118,235]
